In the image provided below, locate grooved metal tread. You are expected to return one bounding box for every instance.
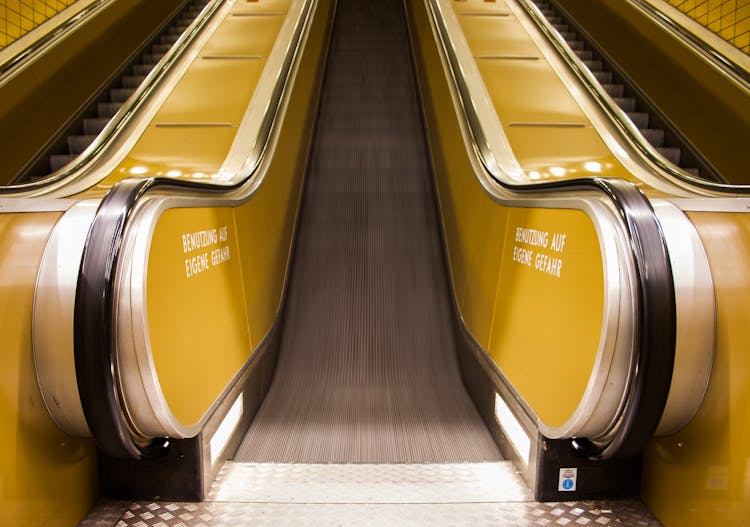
[234,0,500,463]
[80,462,661,526]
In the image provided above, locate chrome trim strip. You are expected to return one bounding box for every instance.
[652,200,715,435]
[32,200,100,437]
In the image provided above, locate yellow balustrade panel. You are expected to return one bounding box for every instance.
[0,212,96,527]
[147,207,251,426]
[409,0,607,428]
[642,211,750,527]
[489,207,604,427]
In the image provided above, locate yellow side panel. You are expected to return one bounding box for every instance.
[642,211,750,527]
[458,16,539,57]
[489,207,604,428]
[202,14,285,56]
[461,196,509,349]
[503,126,628,181]
[152,58,265,124]
[147,207,251,426]
[477,60,587,125]
[0,212,96,527]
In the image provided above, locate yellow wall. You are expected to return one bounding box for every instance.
[642,211,750,526]
[0,212,97,527]
[0,0,78,49]
[663,0,750,53]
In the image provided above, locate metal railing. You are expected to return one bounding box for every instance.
[1,0,78,49]
[665,0,750,53]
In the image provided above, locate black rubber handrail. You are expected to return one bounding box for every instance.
[426,0,676,460]
[73,0,316,459]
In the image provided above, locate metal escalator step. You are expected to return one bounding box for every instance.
[602,83,624,97]
[659,146,682,165]
[83,117,110,135]
[613,96,636,112]
[141,53,163,64]
[110,87,136,102]
[592,70,612,83]
[559,30,575,40]
[49,154,76,172]
[122,75,146,88]
[152,43,172,54]
[160,34,178,45]
[640,128,665,147]
[97,101,122,118]
[627,111,649,128]
[67,135,97,154]
[685,167,700,176]
[583,59,603,71]
[567,40,584,51]
[131,63,154,76]
[575,49,594,60]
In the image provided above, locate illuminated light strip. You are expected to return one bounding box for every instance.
[210,394,244,466]
[154,122,234,128]
[507,122,586,128]
[231,12,284,17]
[478,55,539,60]
[202,55,263,60]
[458,12,511,16]
[494,393,530,465]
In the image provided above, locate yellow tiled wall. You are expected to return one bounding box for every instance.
[0,0,78,49]
[664,0,750,53]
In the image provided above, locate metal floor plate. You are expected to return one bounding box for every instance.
[81,462,662,526]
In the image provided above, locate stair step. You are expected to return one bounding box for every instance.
[592,70,612,83]
[67,135,96,155]
[131,63,154,76]
[141,53,163,64]
[583,59,603,71]
[97,101,122,118]
[576,49,594,60]
[152,42,172,54]
[602,83,624,97]
[659,146,682,165]
[160,34,179,45]
[110,87,136,102]
[122,75,146,88]
[627,111,650,128]
[83,117,110,135]
[567,39,585,51]
[640,128,665,147]
[49,154,76,172]
[614,96,636,112]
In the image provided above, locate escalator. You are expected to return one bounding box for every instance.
[235,0,500,463]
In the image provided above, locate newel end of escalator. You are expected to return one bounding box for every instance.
[533,436,642,502]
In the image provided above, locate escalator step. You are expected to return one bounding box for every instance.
[576,49,594,60]
[110,87,136,102]
[614,96,636,112]
[583,59,603,71]
[640,128,665,147]
[685,167,700,176]
[83,117,110,135]
[122,75,146,88]
[160,34,179,45]
[567,40,584,51]
[152,43,172,54]
[627,112,650,128]
[659,146,682,165]
[592,70,612,83]
[49,154,77,172]
[67,135,96,155]
[602,83,624,97]
[97,102,122,118]
[131,63,154,76]
[141,53,163,64]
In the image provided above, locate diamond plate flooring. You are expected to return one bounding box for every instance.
[81,462,662,526]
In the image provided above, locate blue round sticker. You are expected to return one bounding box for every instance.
[562,478,574,490]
